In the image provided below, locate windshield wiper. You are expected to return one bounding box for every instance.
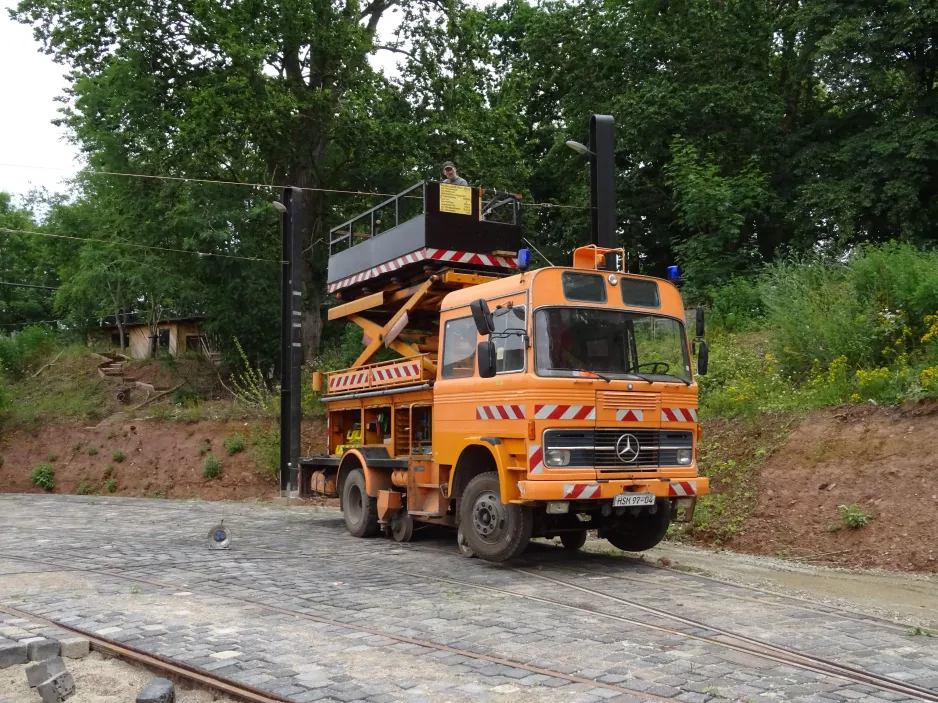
[626,372,656,385]
[627,372,691,386]
[570,368,612,383]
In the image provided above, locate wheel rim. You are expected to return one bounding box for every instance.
[471,489,509,544]
[347,482,363,524]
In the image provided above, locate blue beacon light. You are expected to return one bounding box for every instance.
[666,265,680,282]
[517,248,531,269]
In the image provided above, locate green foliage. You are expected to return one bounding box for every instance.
[111,449,125,463]
[76,478,98,495]
[834,504,873,530]
[0,326,57,377]
[47,451,57,462]
[172,386,200,406]
[103,465,114,478]
[229,337,275,412]
[250,427,280,482]
[202,454,222,480]
[31,464,55,491]
[87,446,98,456]
[223,433,245,456]
[104,478,117,493]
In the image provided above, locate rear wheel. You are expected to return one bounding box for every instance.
[604,500,670,552]
[459,472,532,562]
[342,468,379,538]
[560,530,587,551]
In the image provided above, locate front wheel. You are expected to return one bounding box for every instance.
[342,468,379,538]
[459,472,532,562]
[604,500,670,552]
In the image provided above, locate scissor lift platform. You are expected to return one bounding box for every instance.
[327,181,523,298]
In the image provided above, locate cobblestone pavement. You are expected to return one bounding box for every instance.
[0,495,936,703]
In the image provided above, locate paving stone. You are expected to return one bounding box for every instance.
[36,670,76,703]
[0,640,27,669]
[136,677,175,703]
[26,656,68,688]
[56,637,89,659]
[26,638,61,662]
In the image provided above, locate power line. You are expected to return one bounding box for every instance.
[1,228,283,264]
[0,318,63,328]
[0,162,588,209]
[0,281,58,290]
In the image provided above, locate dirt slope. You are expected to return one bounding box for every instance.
[727,403,938,572]
[0,418,317,500]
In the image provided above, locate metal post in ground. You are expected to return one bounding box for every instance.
[279,187,303,498]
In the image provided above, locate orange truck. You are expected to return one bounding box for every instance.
[300,173,711,562]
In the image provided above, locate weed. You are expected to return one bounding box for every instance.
[203,454,222,480]
[103,465,114,479]
[836,504,873,530]
[224,432,246,455]
[172,386,200,406]
[87,446,98,456]
[104,478,117,493]
[111,449,125,463]
[151,490,167,499]
[30,464,55,491]
[47,451,57,462]
[76,478,98,495]
[702,686,721,697]
[198,442,211,457]
[909,626,934,637]
[130,585,141,595]
[73,442,82,451]
[250,428,280,482]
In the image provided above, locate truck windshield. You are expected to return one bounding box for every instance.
[534,308,692,383]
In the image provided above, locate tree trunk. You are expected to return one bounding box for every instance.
[116,309,126,355]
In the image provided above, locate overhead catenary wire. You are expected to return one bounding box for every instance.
[0,162,588,210]
[0,228,284,264]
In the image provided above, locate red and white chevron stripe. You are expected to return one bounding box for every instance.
[327,247,518,293]
[328,370,369,390]
[373,362,420,382]
[616,409,644,422]
[476,405,526,420]
[668,481,697,497]
[535,404,596,421]
[661,407,698,422]
[563,483,600,499]
[528,444,544,474]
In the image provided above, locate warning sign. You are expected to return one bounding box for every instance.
[439,183,473,216]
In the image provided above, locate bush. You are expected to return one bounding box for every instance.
[87,446,98,456]
[31,464,55,491]
[835,503,872,530]
[202,454,222,480]
[76,478,98,495]
[223,432,246,455]
[172,386,200,406]
[708,277,765,333]
[0,326,57,377]
[104,478,117,493]
[111,449,125,463]
[251,428,280,482]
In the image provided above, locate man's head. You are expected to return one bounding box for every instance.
[442,161,458,180]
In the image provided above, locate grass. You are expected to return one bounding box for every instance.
[87,445,98,456]
[223,432,246,455]
[250,427,280,482]
[202,454,222,480]
[47,451,56,462]
[111,449,125,463]
[30,464,55,491]
[909,626,934,637]
[103,465,115,479]
[104,478,117,493]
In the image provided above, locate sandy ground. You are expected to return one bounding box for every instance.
[0,651,238,703]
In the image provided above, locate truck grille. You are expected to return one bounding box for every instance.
[542,428,693,470]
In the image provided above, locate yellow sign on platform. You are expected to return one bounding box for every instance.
[439,183,473,216]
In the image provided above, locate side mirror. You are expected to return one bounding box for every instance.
[697,341,709,376]
[478,341,497,378]
[695,305,705,338]
[470,299,493,335]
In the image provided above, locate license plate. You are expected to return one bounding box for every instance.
[613,492,655,507]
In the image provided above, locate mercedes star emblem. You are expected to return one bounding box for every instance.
[615,433,641,463]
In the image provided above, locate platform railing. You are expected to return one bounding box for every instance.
[323,354,433,396]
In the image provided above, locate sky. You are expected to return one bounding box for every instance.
[0,2,411,204]
[0,1,82,201]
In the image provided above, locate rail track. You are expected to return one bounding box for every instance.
[1,549,935,702]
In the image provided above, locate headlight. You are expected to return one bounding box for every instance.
[676,448,693,465]
[544,449,571,467]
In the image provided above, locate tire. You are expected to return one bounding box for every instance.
[560,530,587,551]
[459,472,532,562]
[342,468,379,538]
[391,511,414,542]
[604,500,670,552]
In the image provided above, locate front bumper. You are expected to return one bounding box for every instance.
[514,477,709,502]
